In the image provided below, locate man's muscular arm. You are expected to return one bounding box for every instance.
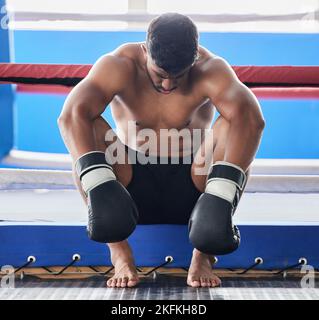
[189,57,265,255]
[203,57,265,171]
[58,54,131,160]
[58,55,139,243]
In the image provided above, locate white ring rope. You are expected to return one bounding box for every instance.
[0,169,74,190]
[0,168,319,193]
[1,151,319,192]
[2,150,72,170]
[251,158,319,175]
[3,150,319,174]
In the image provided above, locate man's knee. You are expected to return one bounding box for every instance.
[93,117,133,187]
[93,117,112,151]
[190,116,231,192]
[212,116,230,150]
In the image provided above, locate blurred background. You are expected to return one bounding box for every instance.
[2,0,319,158]
[0,0,319,280]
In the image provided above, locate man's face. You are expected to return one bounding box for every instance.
[145,54,192,95]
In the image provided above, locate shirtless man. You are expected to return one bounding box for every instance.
[58,13,265,288]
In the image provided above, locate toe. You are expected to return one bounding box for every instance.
[190,281,200,288]
[116,278,122,288]
[106,278,113,287]
[127,277,139,287]
[187,276,200,287]
[211,277,221,287]
[200,277,209,287]
[121,277,128,288]
[111,278,117,288]
[210,279,216,287]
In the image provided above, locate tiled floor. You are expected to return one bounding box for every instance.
[1,274,318,300]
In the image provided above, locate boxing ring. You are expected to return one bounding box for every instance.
[0,62,319,299]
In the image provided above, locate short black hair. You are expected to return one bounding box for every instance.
[146,13,199,76]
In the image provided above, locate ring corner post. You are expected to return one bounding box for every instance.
[0,0,14,161]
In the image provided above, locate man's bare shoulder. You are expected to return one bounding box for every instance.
[111,42,144,70]
[195,48,240,99]
[112,42,143,59]
[87,43,143,88]
[91,43,143,81]
[196,47,234,79]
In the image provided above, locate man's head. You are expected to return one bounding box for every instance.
[143,13,199,94]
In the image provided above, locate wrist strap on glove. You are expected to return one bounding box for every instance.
[205,161,246,205]
[75,151,116,195]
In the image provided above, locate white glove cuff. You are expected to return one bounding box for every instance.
[205,179,237,203]
[81,167,116,194]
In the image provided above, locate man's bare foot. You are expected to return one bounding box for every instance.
[187,249,221,288]
[106,240,139,288]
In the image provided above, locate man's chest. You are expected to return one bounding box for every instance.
[115,87,209,130]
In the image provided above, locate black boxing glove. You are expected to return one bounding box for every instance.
[188,161,246,255]
[75,151,138,243]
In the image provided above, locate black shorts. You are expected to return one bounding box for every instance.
[125,146,202,225]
